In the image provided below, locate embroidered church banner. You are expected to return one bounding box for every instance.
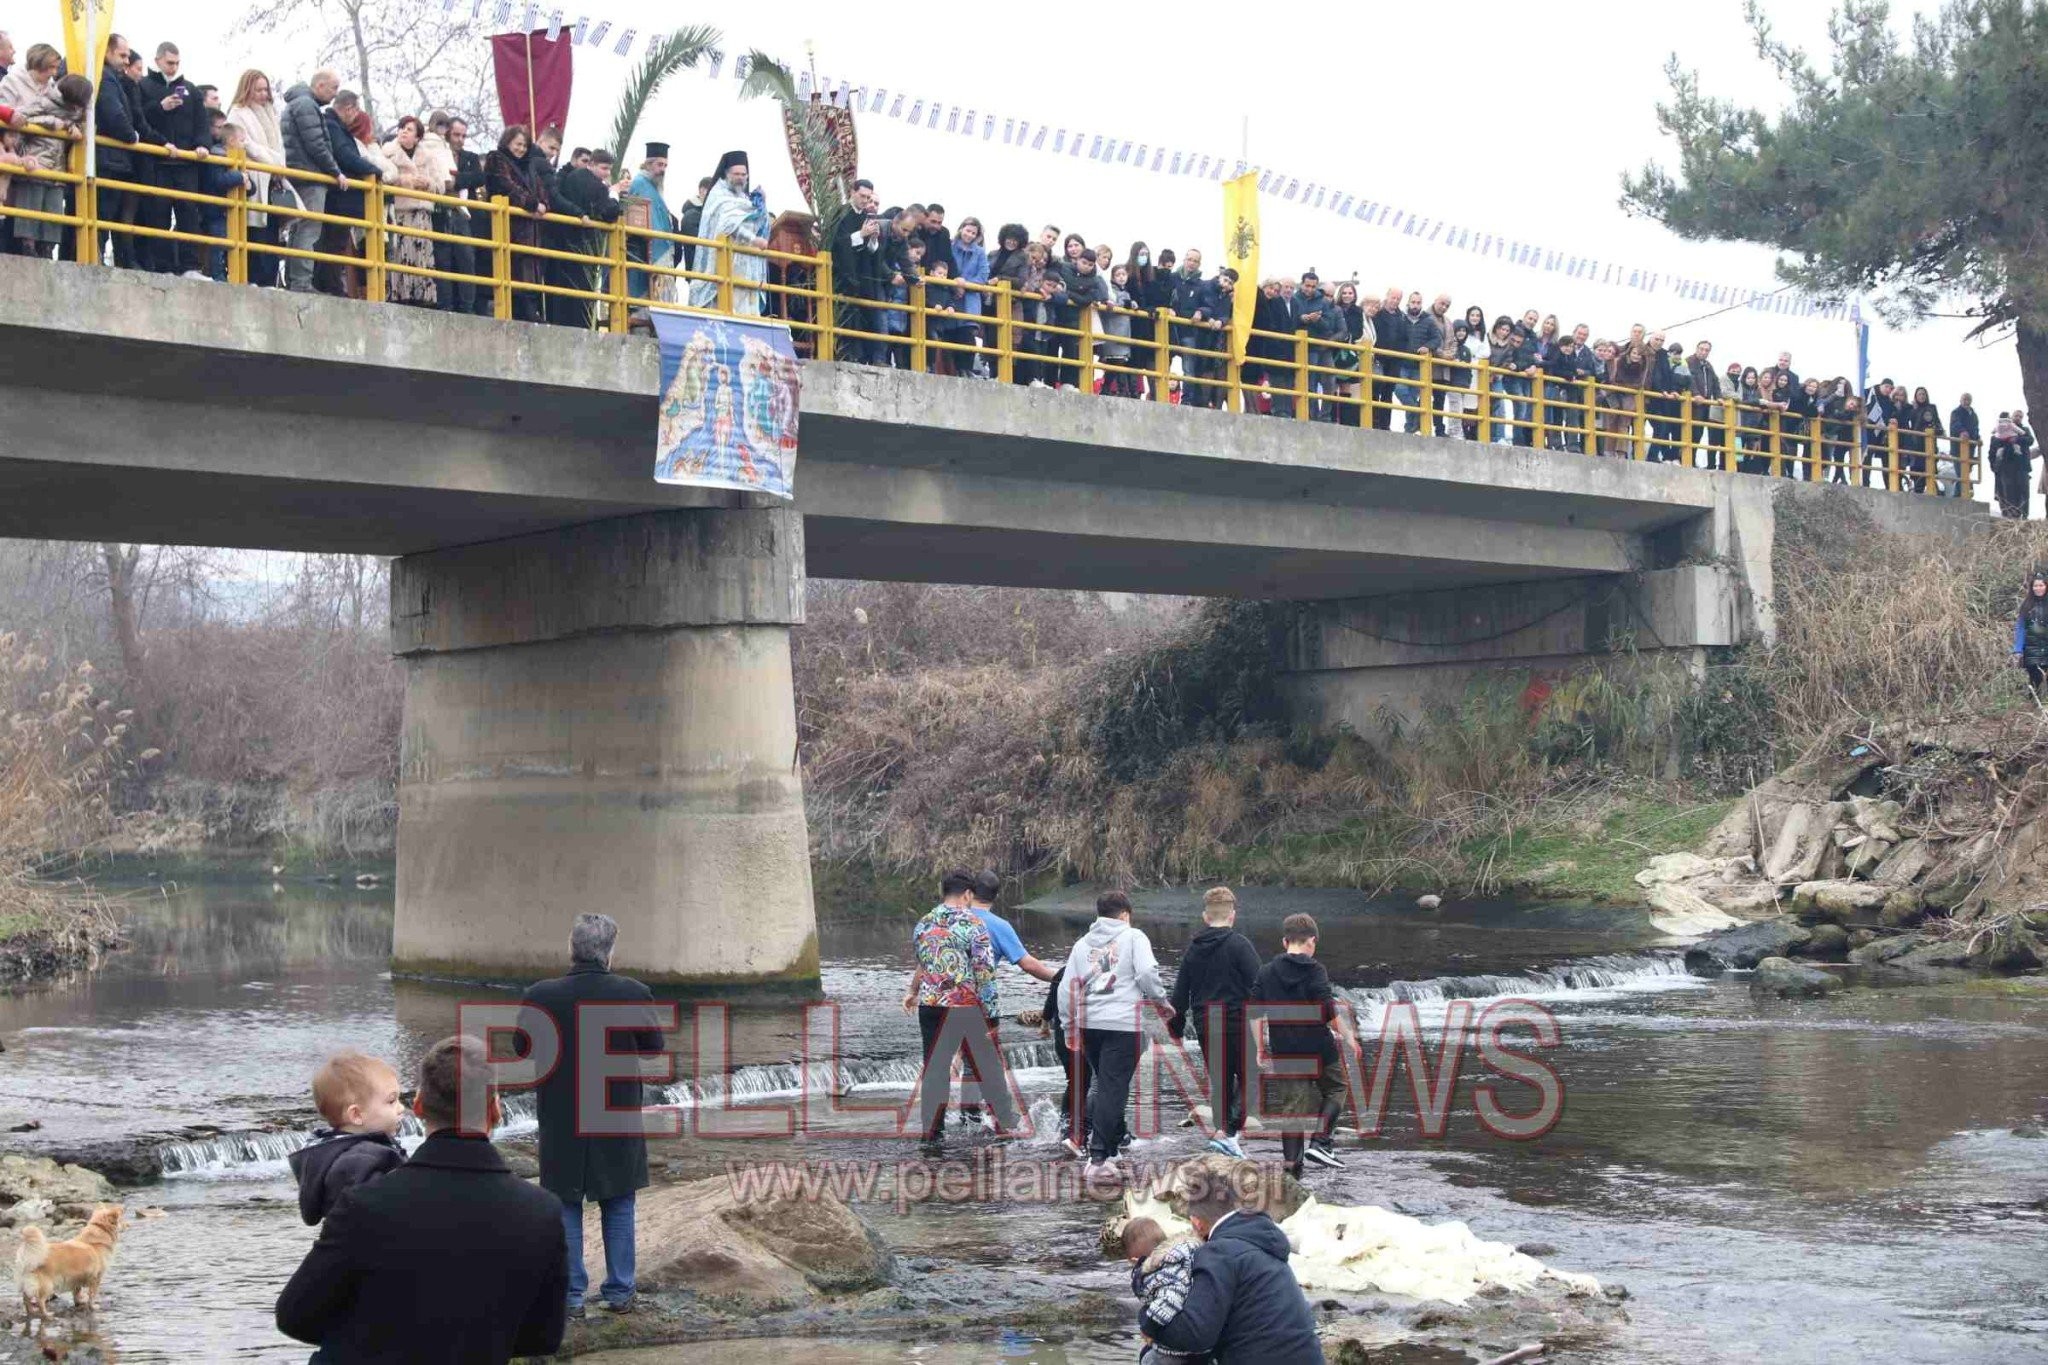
[651,311,800,499]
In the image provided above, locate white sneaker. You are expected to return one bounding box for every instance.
[1028,379,1048,388]
[1303,1141,1344,1170]
[181,270,211,281]
[1082,1159,1124,1184]
[1059,1137,1086,1161]
[1207,1134,1246,1160]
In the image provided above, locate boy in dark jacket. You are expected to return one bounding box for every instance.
[1252,914,1355,1180]
[287,1049,407,1226]
[1141,1177,1324,1364]
[1169,887,1262,1159]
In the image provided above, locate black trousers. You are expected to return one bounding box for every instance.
[1050,1022,1080,1141]
[1193,1010,1246,1138]
[916,1005,1015,1140]
[1078,1027,1139,1160]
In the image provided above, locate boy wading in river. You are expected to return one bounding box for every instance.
[1253,913,1356,1180]
[1168,887,1261,1160]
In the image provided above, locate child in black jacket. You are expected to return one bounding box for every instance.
[1252,913,1355,1179]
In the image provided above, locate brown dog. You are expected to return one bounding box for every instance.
[14,1205,122,1319]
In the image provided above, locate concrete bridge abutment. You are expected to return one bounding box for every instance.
[387,507,819,991]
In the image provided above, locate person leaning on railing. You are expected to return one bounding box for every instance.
[4,71,86,261]
[485,124,547,323]
[325,98,390,300]
[545,145,621,330]
[380,115,440,309]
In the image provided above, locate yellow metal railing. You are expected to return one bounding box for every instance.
[1,132,1976,498]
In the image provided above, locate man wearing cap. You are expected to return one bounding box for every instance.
[626,141,675,301]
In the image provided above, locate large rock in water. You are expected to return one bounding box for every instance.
[1684,918,1812,975]
[0,1153,115,1209]
[1751,956,1843,997]
[1787,880,1892,923]
[588,1173,893,1310]
[1644,883,1742,937]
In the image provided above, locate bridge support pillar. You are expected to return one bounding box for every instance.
[388,507,817,990]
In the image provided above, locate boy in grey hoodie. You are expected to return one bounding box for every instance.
[1060,891,1169,1174]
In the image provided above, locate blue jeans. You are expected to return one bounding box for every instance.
[561,1192,636,1306]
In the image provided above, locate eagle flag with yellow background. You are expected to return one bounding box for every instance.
[1222,170,1259,362]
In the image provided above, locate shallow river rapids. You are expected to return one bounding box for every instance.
[1,875,2045,1362]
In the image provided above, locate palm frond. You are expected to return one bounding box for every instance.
[737,51,800,108]
[605,23,721,167]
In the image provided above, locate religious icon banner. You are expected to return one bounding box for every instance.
[651,311,800,500]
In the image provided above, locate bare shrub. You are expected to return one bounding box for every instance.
[0,632,125,970]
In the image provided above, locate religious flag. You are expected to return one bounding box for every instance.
[492,29,574,135]
[63,0,117,172]
[652,313,800,501]
[1223,170,1259,363]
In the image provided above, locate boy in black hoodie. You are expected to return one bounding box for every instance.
[1252,913,1355,1179]
[1168,887,1262,1160]
[288,1049,408,1226]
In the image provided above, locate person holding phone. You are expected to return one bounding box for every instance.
[138,41,207,276]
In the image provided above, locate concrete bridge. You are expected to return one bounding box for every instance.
[0,259,1983,990]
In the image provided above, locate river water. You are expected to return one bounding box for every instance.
[2,874,2046,1362]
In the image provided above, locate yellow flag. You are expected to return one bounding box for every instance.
[1222,171,1259,362]
[62,0,117,176]
[60,0,117,86]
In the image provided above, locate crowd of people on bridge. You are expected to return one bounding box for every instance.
[0,26,2036,512]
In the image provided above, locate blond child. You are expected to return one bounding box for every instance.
[287,1049,408,1226]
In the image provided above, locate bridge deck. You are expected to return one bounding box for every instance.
[0,257,1737,596]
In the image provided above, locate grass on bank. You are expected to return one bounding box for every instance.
[798,494,2048,904]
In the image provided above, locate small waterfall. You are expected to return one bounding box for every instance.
[1343,952,1695,1019]
[158,1041,1063,1177]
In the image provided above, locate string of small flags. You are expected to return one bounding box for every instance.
[460,5,1849,320]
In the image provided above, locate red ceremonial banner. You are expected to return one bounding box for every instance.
[490,30,574,136]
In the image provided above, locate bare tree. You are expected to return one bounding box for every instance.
[236,0,497,129]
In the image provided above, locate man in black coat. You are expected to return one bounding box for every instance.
[95,35,144,270]
[137,40,206,275]
[447,117,492,316]
[1141,1175,1325,1363]
[1169,887,1262,1158]
[544,147,623,330]
[522,912,667,1319]
[828,178,888,363]
[276,1035,567,1364]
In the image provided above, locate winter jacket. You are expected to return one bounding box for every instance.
[1374,305,1410,355]
[95,63,138,176]
[952,236,989,315]
[1291,289,1346,343]
[1168,925,1262,1039]
[1690,359,1723,402]
[287,1128,406,1226]
[225,101,289,223]
[11,88,81,171]
[138,68,206,150]
[279,84,337,176]
[1059,916,1167,1035]
[1249,292,1295,363]
[1132,1236,1201,1341]
[1253,951,1339,1065]
[520,963,665,1203]
[1951,404,1982,446]
[2018,594,2048,665]
[1141,1211,1324,1364]
[1403,307,1443,357]
[916,223,954,277]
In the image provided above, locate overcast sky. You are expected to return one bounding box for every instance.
[97,0,2022,426]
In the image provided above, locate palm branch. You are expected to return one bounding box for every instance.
[739,50,857,223]
[605,24,721,168]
